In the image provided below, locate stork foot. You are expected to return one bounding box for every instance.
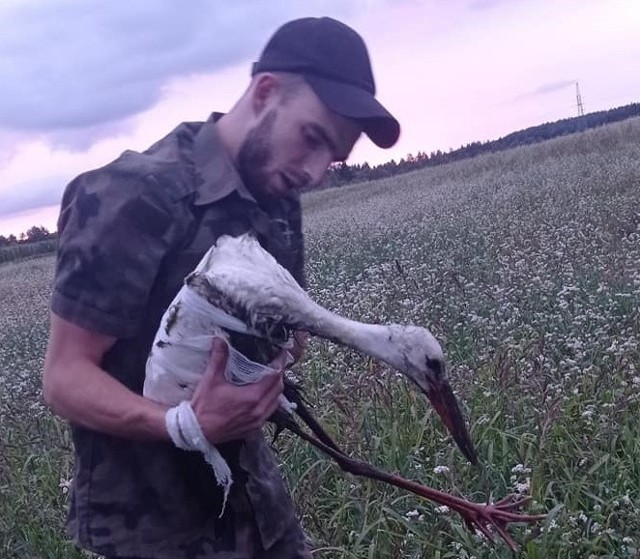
[452,494,546,551]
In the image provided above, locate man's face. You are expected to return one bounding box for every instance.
[237,81,361,205]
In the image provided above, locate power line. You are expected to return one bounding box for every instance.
[576,82,585,116]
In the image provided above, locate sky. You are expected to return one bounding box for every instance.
[0,0,639,237]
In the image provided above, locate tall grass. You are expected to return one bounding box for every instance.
[1,118,639,558]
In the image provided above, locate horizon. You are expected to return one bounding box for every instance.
[2,101,637,241]
[1,0,639,237]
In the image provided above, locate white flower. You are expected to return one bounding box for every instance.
[433,465,450,475]
[511,463,532,474]
[58,477,72,495]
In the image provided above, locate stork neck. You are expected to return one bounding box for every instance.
[304,304,397,368]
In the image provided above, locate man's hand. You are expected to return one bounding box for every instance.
[191,338,286,444]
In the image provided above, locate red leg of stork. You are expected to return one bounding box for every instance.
[288,398,546,551]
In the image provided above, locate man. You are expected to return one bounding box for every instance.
[42,16,399,559]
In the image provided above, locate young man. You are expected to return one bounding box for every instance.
[42,16,399,559]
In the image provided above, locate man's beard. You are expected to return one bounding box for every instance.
[236,109,278,208]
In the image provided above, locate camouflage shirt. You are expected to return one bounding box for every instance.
[52,113,308,558]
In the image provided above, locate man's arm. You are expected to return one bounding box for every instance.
[43,313,285,444]
[43,313,169,440]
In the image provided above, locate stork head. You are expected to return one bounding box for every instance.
[389,325,478,465]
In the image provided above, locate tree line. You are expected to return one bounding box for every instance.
[320,102,640,188]
[0,225,57,248]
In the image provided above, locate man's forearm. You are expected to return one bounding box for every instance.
[44,359,170,441]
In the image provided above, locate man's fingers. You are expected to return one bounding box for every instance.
[262,373,285,414]
[253,385,285,424]
[240,368,283,403]
[205,337,229,379]
[265,392,285,419]
[269,349,293,370]
[244,369,283,417]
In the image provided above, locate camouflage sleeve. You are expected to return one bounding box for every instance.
[52,165,178,338]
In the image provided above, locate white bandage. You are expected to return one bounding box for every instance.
[165,401,233,517]
[163,344,297,517]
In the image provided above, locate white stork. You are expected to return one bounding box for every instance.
[144,233,545,550]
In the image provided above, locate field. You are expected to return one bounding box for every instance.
[0,239,57,265]
[1,118,639,558]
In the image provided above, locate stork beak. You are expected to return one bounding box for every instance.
[424,380,478,465]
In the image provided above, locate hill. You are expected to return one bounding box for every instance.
[323,102,640,188]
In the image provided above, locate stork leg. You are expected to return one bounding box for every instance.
[286,390,342,453]
[286,397,546,551]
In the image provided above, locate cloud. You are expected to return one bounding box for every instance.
[513,79,577,101]
[0,0,350,138]
[45,120,135,151]
[0,175,69,216]
[0,130,31,165]
[530,79,577,96]
[468,0,511,10]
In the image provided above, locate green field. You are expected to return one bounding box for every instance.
[1,119,639,558]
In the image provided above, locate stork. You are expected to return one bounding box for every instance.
[144,233,545,550]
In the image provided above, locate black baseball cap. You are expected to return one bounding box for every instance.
[252,17,400,149]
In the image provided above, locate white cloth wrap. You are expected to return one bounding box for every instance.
[144,286,267,404]
[164,401,234,516]
[144,282,293,516]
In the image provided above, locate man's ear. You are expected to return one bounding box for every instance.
[251,73,279,116]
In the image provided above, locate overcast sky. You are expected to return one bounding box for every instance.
[1,0,639,237]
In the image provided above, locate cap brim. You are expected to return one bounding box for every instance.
[303,74,400,149]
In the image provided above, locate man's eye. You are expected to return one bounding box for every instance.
[304,130,322,149]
